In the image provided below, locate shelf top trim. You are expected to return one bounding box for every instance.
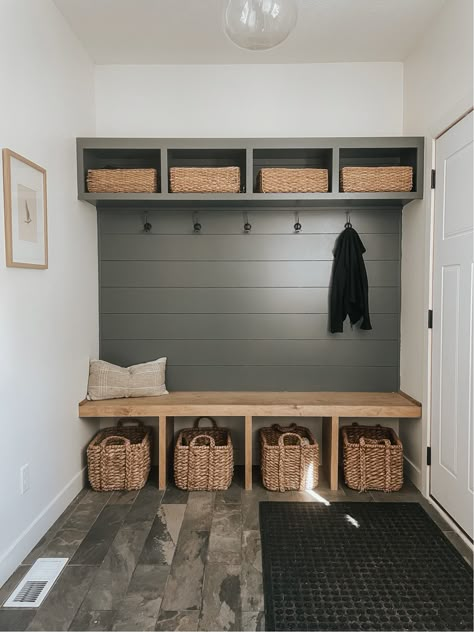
[78,136,424,150]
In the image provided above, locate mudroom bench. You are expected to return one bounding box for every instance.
[78,391,421,491]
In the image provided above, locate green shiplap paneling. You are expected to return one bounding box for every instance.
[98,208,401,391]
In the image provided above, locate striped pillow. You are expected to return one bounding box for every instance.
[87,357,168,400]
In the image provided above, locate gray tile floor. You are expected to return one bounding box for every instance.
[0,468,472,632]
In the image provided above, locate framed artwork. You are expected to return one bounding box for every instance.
[3,148,48,269]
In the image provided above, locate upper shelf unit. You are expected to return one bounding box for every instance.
[77,137,424,209]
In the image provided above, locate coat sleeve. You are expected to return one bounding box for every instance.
[329,232,346,333]
[355,232,372,330]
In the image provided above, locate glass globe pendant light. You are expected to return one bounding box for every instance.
[224,0,297,51]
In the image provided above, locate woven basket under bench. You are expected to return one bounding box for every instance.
[87,419,152,491]
[87,168,158,193]
[260,423,320,492]
[341,423,403,492]
[174,417,234,491]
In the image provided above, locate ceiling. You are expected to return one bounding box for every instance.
[53,0,446,65]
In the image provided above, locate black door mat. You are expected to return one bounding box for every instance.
[260,502,473,631]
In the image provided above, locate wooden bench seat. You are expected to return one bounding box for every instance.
[79,391,421,491]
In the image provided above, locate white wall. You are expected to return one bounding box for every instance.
[401,0,473,491]
[0,0,98,585]
[95,63,403,137]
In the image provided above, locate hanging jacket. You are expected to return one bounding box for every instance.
[329,225,372,333]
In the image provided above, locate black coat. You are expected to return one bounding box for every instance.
[330,226,372,333]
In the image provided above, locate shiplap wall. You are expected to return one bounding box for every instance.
[98,208,401,392]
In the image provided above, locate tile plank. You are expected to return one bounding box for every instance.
[81,520,154,610]
[198,563,241,631]
[180,493,215,534]
[160,530,209,611]
[27,566,96,631]
[154,611,200,631]
[70,505,130,566]
[208,506,242,564]
[139,505,186,566]
[69,609,115,631]
[241,531,263,612]
[0,610,36,632]
[112,565,169,631]
[241,611,265,632]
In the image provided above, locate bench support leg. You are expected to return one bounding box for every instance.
[245,415,253,491]
[158,415,173,490]
[322,416,339,491]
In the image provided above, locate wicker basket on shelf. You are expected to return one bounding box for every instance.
[340,166,413,192]
[87,168,158,193]
[174,417,233,491]
[260,423,319,492]
[87,419,151,492]
[341,423,403,492]
[169,167,240,193]
[257,168,329,193]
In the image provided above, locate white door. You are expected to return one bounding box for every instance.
[431,111,474,538]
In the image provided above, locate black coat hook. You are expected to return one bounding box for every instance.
[243,212,251,233]
[294,212,302,233]
[143,213,152,233]
[345,211,352,228]
[193,212,201,233]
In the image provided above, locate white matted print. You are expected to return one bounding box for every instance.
[3,149,48,268]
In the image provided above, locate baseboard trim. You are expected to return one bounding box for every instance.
[403,454,422,492]
[0,468,86,587]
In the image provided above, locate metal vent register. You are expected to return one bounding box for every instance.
[3,558,68,608]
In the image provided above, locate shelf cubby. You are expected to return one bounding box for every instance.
[167,148,247,193]
[80,147,162,193]
[252,148,333,193]
[338,145,420,193]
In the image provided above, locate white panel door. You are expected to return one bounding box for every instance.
[431,111,474,538]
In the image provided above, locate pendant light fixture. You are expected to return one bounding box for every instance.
[224,0,297,51]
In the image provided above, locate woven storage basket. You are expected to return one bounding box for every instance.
[257,168,329,193]
[87,168,158,193]
[260,423,319,492]
[87,419,151,492]
[340,166,413,192]
[169,167,240,193]
[174,417,233,491]
[341,423,403,492]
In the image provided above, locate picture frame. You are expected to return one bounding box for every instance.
[3,148,48,269]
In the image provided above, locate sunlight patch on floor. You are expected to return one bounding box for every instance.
[345,514,360,528]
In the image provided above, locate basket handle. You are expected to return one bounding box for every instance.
[277,432,304,447]
[117,418,144,428]
[359,437,392,492]
[100,435,131,447]
[277,432,307,492]
[189,434,216,448]
[193,417,218,429]
[359,437,391,448]
[272,423,298,433]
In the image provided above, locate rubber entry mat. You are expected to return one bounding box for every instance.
[259,502,473,631]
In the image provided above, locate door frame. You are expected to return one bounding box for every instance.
[428,107,474,542]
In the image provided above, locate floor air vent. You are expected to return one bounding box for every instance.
[3,558,68,608]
